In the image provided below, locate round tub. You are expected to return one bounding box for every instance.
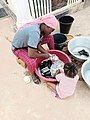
[35,50,71,82]
[81,59,90,87]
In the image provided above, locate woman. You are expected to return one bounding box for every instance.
[11,14,58,83]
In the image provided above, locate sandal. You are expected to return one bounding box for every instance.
[33,73,41,84]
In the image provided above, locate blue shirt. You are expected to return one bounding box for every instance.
[12,24,42,50]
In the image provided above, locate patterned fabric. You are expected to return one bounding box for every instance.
[40,35,54,49]
[12,35,54,73]
[13,49,36,73]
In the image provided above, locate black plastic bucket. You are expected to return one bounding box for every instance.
[53,33,67,50]
[59,15,74,34]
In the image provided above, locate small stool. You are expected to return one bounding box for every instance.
[16,57,27,68]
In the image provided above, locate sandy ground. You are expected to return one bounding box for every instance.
[0,4,90,120]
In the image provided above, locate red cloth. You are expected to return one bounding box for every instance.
[12,35,54,73]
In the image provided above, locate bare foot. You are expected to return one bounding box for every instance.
[33,73,41,84]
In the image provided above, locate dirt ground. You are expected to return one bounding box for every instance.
[0,3,90,120]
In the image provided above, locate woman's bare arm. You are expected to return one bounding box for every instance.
[28,47,49,58]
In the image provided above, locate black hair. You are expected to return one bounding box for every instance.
[64,62,78,78]
[40,23,45,29]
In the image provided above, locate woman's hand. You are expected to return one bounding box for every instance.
[28,47,49,58]
[44,52,50,58]
[37,43,47,53]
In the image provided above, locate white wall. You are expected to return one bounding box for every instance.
[4,0,34,28]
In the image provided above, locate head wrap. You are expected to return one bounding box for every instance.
[36,14,58,29]
[19,14,58,30]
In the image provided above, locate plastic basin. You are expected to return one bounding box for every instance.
[35,50,71,82]
[68,36,90,62]
[53,33,67,50]
[81,59,90,87]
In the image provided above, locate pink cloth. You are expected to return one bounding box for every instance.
[13,49,36,73]
[56,73,79,99]
[19,14,58,30]
[13,35,54,73]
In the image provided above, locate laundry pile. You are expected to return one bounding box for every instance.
[38,54,64,78]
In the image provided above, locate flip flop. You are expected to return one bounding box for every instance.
[33,73,41,84]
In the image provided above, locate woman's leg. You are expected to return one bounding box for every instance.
[13,49,41,84]
[41,35,55,50]
[12,49,36,73]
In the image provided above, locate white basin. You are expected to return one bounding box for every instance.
[81,59,90,87]
[68,36,90,62]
